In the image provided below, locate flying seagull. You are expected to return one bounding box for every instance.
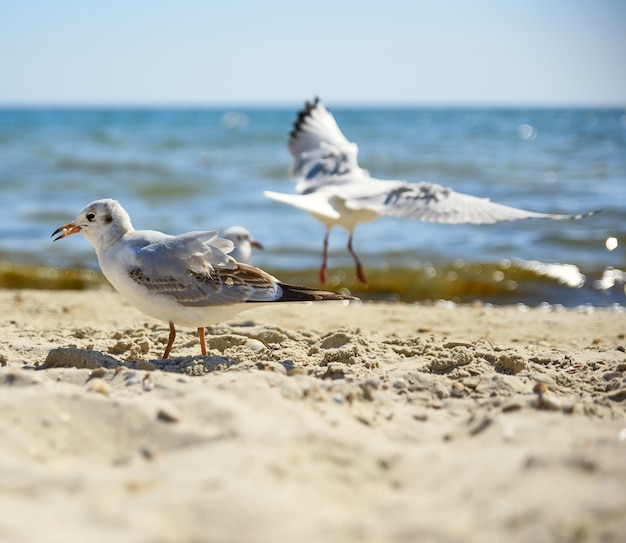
[264,97,597,285]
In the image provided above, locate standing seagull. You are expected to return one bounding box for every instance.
[221,226,263,264]
[52,199,356,359]
[264,97,598,285]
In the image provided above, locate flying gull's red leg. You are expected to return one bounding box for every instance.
[319,229,330,284]
[347,234,367,285]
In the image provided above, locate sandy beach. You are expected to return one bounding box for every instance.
[1,288,625,542]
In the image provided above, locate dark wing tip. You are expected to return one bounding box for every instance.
[574,209,602,220]
[584,209,602,218]
[289,97,323,141]
[552,209,603,221]
[277,282,358,303]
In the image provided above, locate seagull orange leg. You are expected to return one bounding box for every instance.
[163,322,176,359]
[319,229,330,284]
[347,234,367,285]
[198,327,207,355]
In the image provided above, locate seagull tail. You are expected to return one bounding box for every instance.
[277,283,358,303]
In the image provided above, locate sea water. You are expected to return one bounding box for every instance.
[0,105,624,305]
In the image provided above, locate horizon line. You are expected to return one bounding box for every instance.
[0,99,624,110]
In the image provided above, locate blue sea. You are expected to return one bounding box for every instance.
[0,105,624,306]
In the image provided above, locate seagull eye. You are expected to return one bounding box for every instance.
[86,212,96,222]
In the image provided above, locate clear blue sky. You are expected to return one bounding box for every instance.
[2,0,624,106]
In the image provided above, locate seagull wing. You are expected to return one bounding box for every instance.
[132,261,355,313]
[264,190,341,220]
[121,230,285,307]
[346,181,598,224]
[135,230,234,275]
[282,100,598,227]
[289,97,370,193]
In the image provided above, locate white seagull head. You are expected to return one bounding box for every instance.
[221,226,263,264]
[52,198,134,251]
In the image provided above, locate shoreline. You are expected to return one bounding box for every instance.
[1,259,624,306]
[1,289,625,542]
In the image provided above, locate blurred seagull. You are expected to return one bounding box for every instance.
[264,97,598,285]
[52,199,356,359]
[221,226,263,264]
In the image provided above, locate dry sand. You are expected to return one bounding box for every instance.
[1,288,625,543]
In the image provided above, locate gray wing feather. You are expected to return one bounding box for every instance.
[128,264,283,308]
[289,98,369,193]
[126,231,284,307]
[350,182,596,224]
[136,230,234,273]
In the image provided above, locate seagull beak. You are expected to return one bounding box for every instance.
[250,240,264,250]
[51,222,82,241]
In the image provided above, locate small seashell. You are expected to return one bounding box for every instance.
[533,382,548,395]
[142,380,154,392]
[156,406,180,423]
[87,378,111,396]
[501,423,516,441]
[451,382,465,397]
[126,480,149,493]
[393,378,407,390]
[245,339,266,352]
